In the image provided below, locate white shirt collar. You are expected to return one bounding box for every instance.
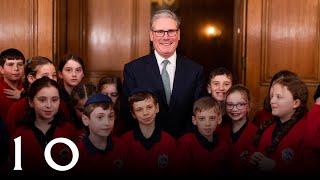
[154,50,177,67]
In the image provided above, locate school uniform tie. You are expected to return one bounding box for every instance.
[161,60,171,104]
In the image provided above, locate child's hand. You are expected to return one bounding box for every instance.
[3,88,24,100]
[250,152,276,172]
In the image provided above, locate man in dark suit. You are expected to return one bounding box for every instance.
[122,9,205,137]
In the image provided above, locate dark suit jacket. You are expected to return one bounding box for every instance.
[122,52,205,137]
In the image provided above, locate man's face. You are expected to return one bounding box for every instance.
[150,17,180,59]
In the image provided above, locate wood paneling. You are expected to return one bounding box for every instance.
[0,0,53,59]
[0,0,34,57]
[261,0,319,84]
[66,0,85,57]
[38,0,53,58]
[53,0,67,64]
[246,0,320,115]
[66,0,150,83]
[86,0,134,72]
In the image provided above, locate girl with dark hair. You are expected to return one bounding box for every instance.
[58,54,85,97]
[5,56,70,136]
[9,77,78,175]
[58,54,85,129]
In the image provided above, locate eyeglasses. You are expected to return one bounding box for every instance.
[152,29,179,37]
[226,103,247,110]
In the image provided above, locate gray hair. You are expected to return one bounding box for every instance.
[150,9,180,29]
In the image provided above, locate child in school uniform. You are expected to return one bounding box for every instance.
[97,76,125,136]
[219,85,257,175]
[176,96,231,176]
[75,93,128,176]
[58,54,85,128]
[9,77,79,175]
[5,56,71,136]
[250,76,308,175]
[207,67,233,117]
[70,82,97,129]
[300,84,320,175]
[121,89,176,176]
[0,48,25,120]
[253,70,297,127]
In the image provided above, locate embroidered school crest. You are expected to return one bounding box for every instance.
[59,147,71,162]
[158,154,169,168]
[240,150,249,161]
[113,159,124,168]
[281,148,294,161]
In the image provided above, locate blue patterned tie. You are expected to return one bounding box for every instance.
[161,60,171,104]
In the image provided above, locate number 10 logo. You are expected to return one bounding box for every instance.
[13,136,79,171]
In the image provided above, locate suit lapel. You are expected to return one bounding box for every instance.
[169,55,184,110]
[145,53,167,105]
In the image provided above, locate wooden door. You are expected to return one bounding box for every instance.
[245,0,320,114]
[66,0,150,83]
[0,0,54,59]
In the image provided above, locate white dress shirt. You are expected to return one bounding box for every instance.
[154,50,176,92]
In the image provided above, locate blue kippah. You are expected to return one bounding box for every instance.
[84,93,112,107]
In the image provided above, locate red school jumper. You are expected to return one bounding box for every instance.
[121,126,176,176]
[9,120,79,175]
[176,131,231,176]
[5,98,71,137]
[256,118,306,175]
[0,77,23,120]
[75,135,128,176]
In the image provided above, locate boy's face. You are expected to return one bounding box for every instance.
[131,97,159,126]
[270,83,300,122]
[192,108,221,140]
[226,91,249,121]
[0,59,24,82]
[82,106,115,137]
[207,75,232,102]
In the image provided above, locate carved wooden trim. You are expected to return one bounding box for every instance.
[131,0,138,59]
[80,0,86,60]
[260,0,320,86]
[260,0,269,86]
[29,0,38,57]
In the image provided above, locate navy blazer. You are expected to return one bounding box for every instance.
[122,52,205,137]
